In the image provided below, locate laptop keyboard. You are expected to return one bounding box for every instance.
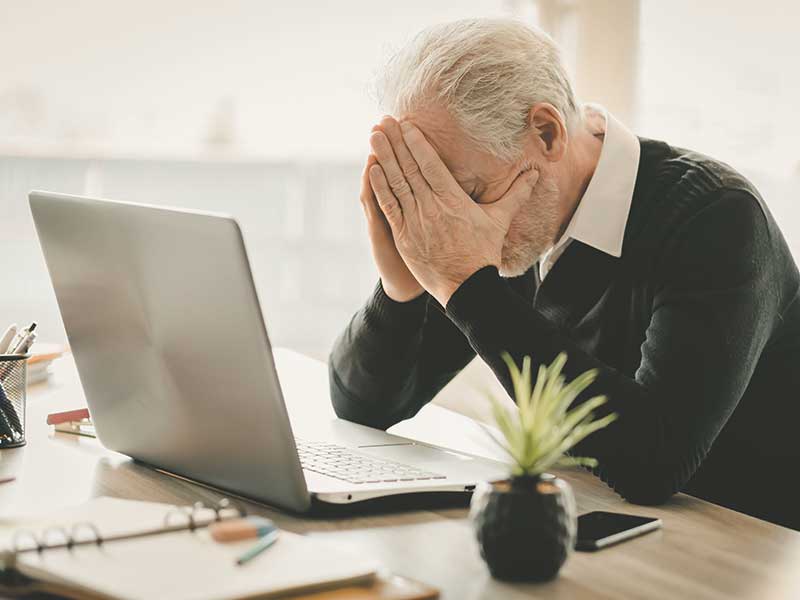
[296,439,447,484]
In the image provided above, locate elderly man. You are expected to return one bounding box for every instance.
[329,19,800,530]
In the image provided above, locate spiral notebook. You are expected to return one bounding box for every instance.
[0,497,379,600]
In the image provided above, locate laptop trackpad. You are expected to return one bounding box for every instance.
[358,443,474,465]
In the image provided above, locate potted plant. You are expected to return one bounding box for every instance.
[469,352,617,582]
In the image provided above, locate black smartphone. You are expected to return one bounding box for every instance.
[576,511,662,551]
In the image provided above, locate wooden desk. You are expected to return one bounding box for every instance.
[2,349,799,599]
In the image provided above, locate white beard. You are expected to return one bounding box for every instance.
[499,171,561,278]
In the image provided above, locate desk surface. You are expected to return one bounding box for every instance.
[1,349,798,599]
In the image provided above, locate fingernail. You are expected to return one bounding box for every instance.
[369,164,382,176]
[400,121,414,135]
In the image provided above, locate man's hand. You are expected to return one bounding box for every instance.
[358,136,424,302]
[368,118,538,306]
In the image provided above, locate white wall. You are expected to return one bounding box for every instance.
[0,0,510,160]
[638,0,800,178]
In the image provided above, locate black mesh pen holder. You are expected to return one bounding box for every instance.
[0,354,30,448]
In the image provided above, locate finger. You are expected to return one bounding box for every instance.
[379,116,429,197]
[369,131,416,214]
[359,154,383,225]
[368,164,404,234]
[483,167,541,229]
[400,121,455,195]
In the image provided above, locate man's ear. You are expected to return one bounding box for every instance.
[527,103,568,163]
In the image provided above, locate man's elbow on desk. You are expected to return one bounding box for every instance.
[596,461,685,507]
[616,481,679,507]
[328,361,397,431]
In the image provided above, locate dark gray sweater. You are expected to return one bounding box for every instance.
[329,138,800,530]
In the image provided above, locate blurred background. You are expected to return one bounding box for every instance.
[1,0,798,413]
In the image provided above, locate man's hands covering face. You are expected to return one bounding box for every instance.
[367,116,538,307]
[359,149,424,303]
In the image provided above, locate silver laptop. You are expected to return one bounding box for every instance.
[29,191,506,512]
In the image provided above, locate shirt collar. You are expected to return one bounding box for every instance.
[558,105,641,258]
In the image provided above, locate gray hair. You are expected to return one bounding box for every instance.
[377,18,580,161]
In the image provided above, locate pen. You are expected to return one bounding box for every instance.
[235,529,280,566]
[0,382,18,439]
[0,325,17,354]
[8,322,36,355]
[15,332,37,355]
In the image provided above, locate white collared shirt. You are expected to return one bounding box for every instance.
[538,105,641,281]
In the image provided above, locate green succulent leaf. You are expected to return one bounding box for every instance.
[484,352,618,477]
[555,456,599,469]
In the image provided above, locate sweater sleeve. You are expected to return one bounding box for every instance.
[445,190,776,504]
[329,280,476,430]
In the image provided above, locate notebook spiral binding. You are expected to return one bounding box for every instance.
[5,498,245,560]
[11,522,103,554]
[162,498,246,532]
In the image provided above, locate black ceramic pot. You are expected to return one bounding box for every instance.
[469,474,576,582]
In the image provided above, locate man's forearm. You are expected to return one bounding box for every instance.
[445,267,618,402]
[329,281,429,429]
